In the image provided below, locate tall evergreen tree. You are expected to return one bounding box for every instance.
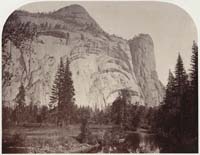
[49,58,65,126]
[112,96,122,125]
[174,54,189,139]
[111,89,130,129]
[15,83,26,124]
[190,41,198,137]
[33,105,38,123]
[28,99,34,122]
[50,57,75,126]
[63,58,75,124]
[41,105,48,122]
[174,54,188,96]
[190,41,198,93]
[165,70,176,105]
[160,70,177,135]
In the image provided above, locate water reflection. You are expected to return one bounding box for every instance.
[125,133,160,153]
[89,131,161,153]
[96,131,196,153]
[4,129,195,153]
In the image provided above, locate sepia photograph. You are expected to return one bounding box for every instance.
[1,1,198,153]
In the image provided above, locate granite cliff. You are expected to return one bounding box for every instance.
[129,34,165,106]
[2,4,164,109]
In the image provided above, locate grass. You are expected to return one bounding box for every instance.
[2,124,109,153]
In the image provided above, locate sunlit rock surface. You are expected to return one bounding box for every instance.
[3,5,164,109]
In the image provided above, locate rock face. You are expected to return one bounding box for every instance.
[2,5,164,109]
[52,4,102,30]
[129,34,165,106]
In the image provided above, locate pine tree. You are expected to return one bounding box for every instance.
[49,58,65,126]
[175,54,188,96]
[28,99,34,122]
[190,41,198,93]
[15,83,26,124]
[166,70,176,93]
[111,89,130,129]
[41,105,48,122]
[33,105,38,122]
[111,96,122,125]
[50,57,75,126]
[120,89,129,128]
[63,58,75,125]
[164,70,176,107]
[160,70,177,135]
[190,41,198,138]
[174,54,189,139]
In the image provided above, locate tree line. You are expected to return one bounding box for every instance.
[154,41,198,152]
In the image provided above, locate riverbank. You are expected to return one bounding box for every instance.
[4,124,196,153]
[2,124,109,153]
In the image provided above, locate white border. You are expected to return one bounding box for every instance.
[0,0,199,154]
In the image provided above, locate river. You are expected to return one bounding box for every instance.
[87,128,161,153]
[86,128,192,153]
[3,128,196,153]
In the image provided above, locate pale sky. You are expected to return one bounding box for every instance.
[19,1,197,85]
